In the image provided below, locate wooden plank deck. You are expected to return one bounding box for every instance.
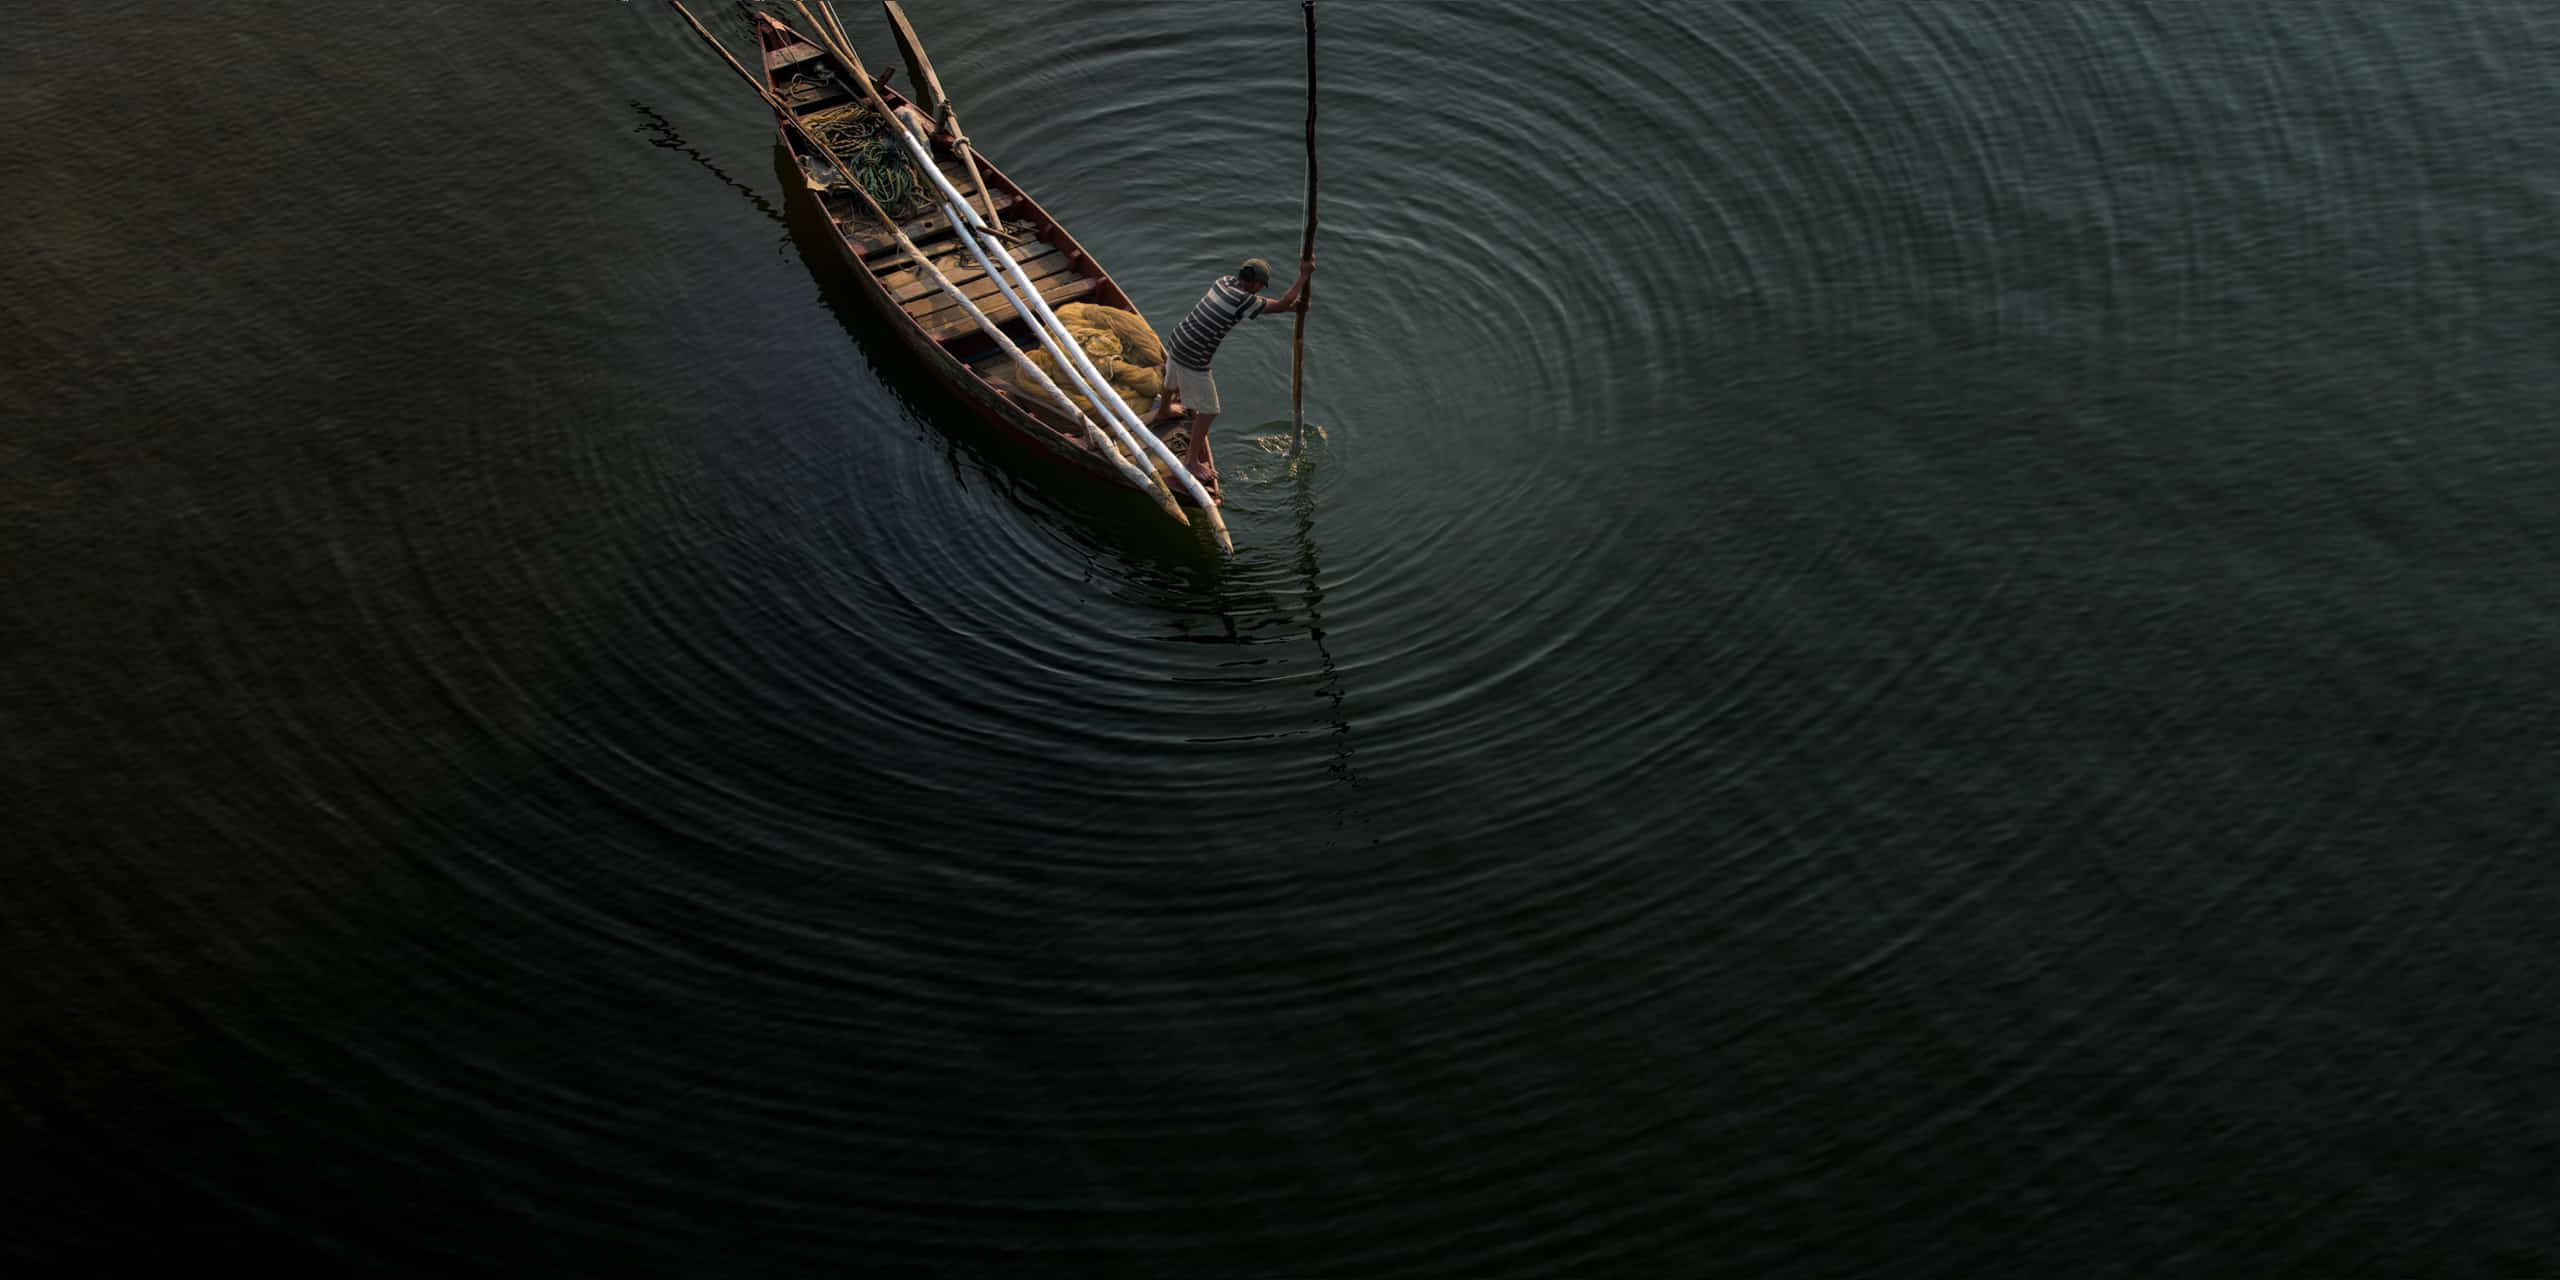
[872,242,1036,300]
[841,191,1019,257]
[898,255,1085,324]
[766,40,828,69]
[920,276,1099,342]
[881,243,1072,306]
[873,235,1058,285]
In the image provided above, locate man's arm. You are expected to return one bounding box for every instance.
[1260,257,1316,314]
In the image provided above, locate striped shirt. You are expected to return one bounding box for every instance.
[1165,275,1266,372]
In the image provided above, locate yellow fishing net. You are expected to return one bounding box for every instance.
[1001,303,1165,419]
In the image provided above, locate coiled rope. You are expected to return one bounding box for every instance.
[782,73,926,214]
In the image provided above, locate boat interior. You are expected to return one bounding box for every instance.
[759,28,1123,416]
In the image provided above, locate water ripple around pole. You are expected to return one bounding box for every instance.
[9,0,2560,1274]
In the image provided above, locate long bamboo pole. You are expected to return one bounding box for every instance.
[790,3,1235,553]
[1287,0,1318,458]
[665,1,1183,522]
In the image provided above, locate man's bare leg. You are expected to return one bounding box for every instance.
[1187,412,1219,484]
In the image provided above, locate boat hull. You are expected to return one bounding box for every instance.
[754,14,1208,510]
[784,180,1142,491]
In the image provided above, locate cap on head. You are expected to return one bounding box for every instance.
[1237,258,1272,289]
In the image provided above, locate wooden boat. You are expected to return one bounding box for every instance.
[749,12,1214,508]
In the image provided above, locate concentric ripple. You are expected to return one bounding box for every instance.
[8,0,2560,1275]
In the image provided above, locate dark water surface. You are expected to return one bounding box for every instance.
[8,0,2560,1273]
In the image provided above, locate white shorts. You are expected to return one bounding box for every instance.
[1163,361,1221,416]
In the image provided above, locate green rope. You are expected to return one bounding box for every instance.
[789,86,927,215]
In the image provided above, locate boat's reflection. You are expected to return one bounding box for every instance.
[634,99,786,230]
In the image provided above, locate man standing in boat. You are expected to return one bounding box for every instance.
[1155,254,1315,486]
